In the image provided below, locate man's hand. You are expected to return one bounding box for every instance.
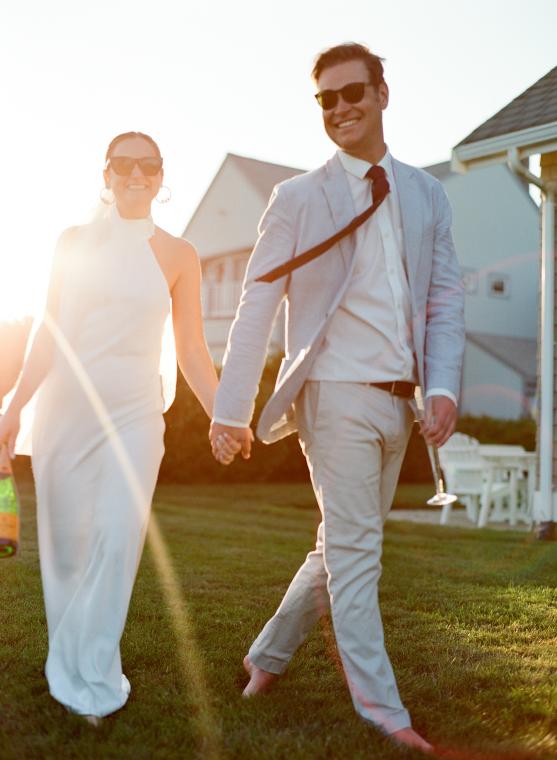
[420,396,457,447]
[209,422,254,466]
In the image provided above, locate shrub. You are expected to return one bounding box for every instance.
[456,415,535,451]
[161,358,536,484]
[160,355,308,483]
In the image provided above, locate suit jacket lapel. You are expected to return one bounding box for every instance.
[322,154,356,271]
[392,158,422,291]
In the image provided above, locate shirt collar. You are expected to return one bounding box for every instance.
[337,147,392,181]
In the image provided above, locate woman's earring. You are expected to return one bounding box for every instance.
[156,185,172,204]
[100,187,115,205]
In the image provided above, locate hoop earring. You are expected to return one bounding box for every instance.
[100,187,115,205]
[156,185,172,204]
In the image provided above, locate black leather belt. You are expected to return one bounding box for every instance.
[368,381,416,399]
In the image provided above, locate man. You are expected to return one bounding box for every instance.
[210,43,464,753]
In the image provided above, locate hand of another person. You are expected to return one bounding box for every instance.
[0,407,21,459]
[209,422,254,466]
[420,395,457,448]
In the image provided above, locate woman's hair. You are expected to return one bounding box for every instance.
[105,131,162,161]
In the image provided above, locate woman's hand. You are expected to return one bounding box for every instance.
[0,408,21,459]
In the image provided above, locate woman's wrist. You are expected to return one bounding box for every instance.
[6,395,24,416]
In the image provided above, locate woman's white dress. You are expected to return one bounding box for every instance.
[32,208,171,717]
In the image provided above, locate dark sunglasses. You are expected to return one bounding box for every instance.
[106,156,163,176]
[314,81,371,111]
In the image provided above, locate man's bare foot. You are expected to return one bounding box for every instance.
[242,655,278,697]
[391,727,434,754]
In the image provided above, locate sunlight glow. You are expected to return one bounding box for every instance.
[2,0,556,324]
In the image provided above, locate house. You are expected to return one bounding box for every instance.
[182,152,539,420]
[452,64,557,526]
[183,154,304,359]
[425,160,538,419]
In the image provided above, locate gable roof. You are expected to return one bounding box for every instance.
[423,160,452,181]
[183,153,305,241]
[227,152,306,198]
[467,332,536,380]
[457,66,557,146]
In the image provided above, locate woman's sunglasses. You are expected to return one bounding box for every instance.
[314,81,371,111]
[107,156,163,176]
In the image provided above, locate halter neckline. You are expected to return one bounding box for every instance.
[110,204,155,239]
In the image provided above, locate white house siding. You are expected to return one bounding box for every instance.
[461,342,526,419]
[442,164,539,339]
[185,159,268,259]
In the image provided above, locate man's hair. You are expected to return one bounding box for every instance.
[311,42,385,87]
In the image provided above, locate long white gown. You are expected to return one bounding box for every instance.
[32,207,171,717]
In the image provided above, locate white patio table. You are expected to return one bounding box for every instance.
[476,445,536,528]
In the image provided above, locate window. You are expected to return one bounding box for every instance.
[233,254,249,281]
[205,260,225,283]
[487,273,510,299]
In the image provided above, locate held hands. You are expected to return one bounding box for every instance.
[209,422,254,466]
[0,408,20,460]
[419,395,457,448]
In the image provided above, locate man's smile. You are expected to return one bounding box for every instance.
[335,118,360,129]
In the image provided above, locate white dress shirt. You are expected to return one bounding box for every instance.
[308,149,416,383]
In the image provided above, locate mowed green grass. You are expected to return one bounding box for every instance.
[1,480,556,760]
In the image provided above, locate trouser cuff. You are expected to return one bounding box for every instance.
[248,647,289,676]
[362,708,412,735]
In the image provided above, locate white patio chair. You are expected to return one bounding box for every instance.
[437,434,511,526]
[476,445,532,527]
[437,434,480,524]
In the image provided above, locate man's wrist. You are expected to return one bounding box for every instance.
[424,388,457,407]
[212,416,250,429]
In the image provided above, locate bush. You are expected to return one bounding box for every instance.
[161,358,536,484]
[455,415,535,451]
[14,360,537,487]
[160,356,308,484]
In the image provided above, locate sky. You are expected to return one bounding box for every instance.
[1,0,556,320]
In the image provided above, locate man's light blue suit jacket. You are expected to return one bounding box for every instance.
[214,152,465,444]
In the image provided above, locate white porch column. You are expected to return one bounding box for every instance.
[534,152,557,522]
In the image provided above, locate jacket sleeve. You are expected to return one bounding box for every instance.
[213,182,296,426]
[424,181,465,400]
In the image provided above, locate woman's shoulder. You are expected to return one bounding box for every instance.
[59,224,83,241]
[153,227,198,261]
[55,225,86,256]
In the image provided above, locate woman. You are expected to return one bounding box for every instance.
[0,132,236,723]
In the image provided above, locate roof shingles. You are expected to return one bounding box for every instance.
[467,332,536,379]
[458,66,557,146]
[228,153,305,198]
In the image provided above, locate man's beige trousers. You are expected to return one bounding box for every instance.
[248,381,414,734]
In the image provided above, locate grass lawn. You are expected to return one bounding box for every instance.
[1,479,556,759]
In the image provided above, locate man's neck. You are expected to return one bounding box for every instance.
[342,141,387,166]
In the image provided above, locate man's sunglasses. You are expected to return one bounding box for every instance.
[314,81,371,111]
[106,156,163,176]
